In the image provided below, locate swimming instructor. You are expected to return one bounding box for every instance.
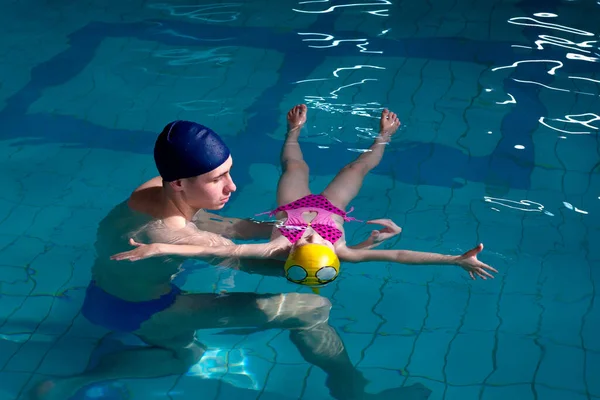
[34,120,430,400]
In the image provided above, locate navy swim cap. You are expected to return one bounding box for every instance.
[154,120,231,182]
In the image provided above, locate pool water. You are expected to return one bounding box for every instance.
[1,0,599,399]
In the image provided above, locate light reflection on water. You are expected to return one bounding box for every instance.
[288,1,598,221]
[291,2,598,152]
[497,12,599,140]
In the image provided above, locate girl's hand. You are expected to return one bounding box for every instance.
[364,219,402,248]
[110,238,164,262]
[455,243,498,280]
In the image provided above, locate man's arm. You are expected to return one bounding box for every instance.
[112,238,280,261]
[193,211,275,241]
[170,234,287,278]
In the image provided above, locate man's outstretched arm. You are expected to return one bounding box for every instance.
[193,211,275,240]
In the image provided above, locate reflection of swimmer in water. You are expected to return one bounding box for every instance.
[113,105,497,282]
[34,115,432,400]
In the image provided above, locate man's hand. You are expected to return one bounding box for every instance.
[111,238,164,262]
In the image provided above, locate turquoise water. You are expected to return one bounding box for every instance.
[1,0,599,399]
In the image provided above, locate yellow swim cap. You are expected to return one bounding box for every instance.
[284,244,340,287]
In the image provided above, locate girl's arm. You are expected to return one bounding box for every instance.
[337,243,497,280]
[110,238,280,262]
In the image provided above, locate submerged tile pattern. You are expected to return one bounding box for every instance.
[1,0,599,399]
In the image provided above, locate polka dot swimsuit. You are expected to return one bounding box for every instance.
[257,194,360,244]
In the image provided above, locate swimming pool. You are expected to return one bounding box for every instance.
[0,0,599,398]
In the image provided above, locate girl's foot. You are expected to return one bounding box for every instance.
[379,108,401,137]
[287,104,307,134]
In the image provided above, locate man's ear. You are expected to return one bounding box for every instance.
[169,179,184,192]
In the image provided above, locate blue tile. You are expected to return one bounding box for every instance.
[520,218,563,258]
[3,296,53,334]
[19,172,73,207]
[3,333,56,372]
[361,368,407,397]
[217,353,273,399]
[0,204,40,236]
[0,236,45,267]
[537,342,586,394]
[535,386,588,400]
[51,208,107,247]
[461,293,501,332]
[555,219,590,255]
[335,276,388,334]
[181,263,240,293]
[539,254,593,304]
[501,254,543,296]
[335,332,374,369]
[402,209,448,243]
[398,377,442,400]
[587,216,600,261]
[0,172,25,205]
[376,283,428,334]
[481,384,534,400]
[297,365,330,400]
[25,206,72,240]
[254,275,292,295]
[0,371,30,400]
[0,340,21,371]
[474,220,522,257]
[169,374,220,400]
[0,296,24,325]
[423,285,469,330]
[67,313,111,340]
[201,331,273,358]
[64,252,93,289]
[488,333,541,385]
[539,297,588,347]
[263,363,310,399]
[0,234,15,252]
[37,335,97,375]
[406,330,453,382]
[28,246,76,296]
[361,335,416,370]
[214,269,263,294]
[0,200,16,228]
[444,385,481,400]
[445,331,495,385]
[117,376,178,400]
[263,329,305,365]
[63,178,130,210]
[498,294,540,336]
[586,350,600,398]
[0,266,28,288]
[1,279,34,302]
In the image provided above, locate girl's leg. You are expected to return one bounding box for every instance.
[322,109,401,210]
[276,104,312,206]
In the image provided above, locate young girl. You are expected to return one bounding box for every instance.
[111,104,497,284]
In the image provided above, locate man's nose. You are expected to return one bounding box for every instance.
[225,176,236,193]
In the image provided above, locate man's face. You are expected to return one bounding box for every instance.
[176,156,237,210]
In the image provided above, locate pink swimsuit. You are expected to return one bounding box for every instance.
[257,194,360,244]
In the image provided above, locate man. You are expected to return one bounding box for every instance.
[34,120,430,400]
